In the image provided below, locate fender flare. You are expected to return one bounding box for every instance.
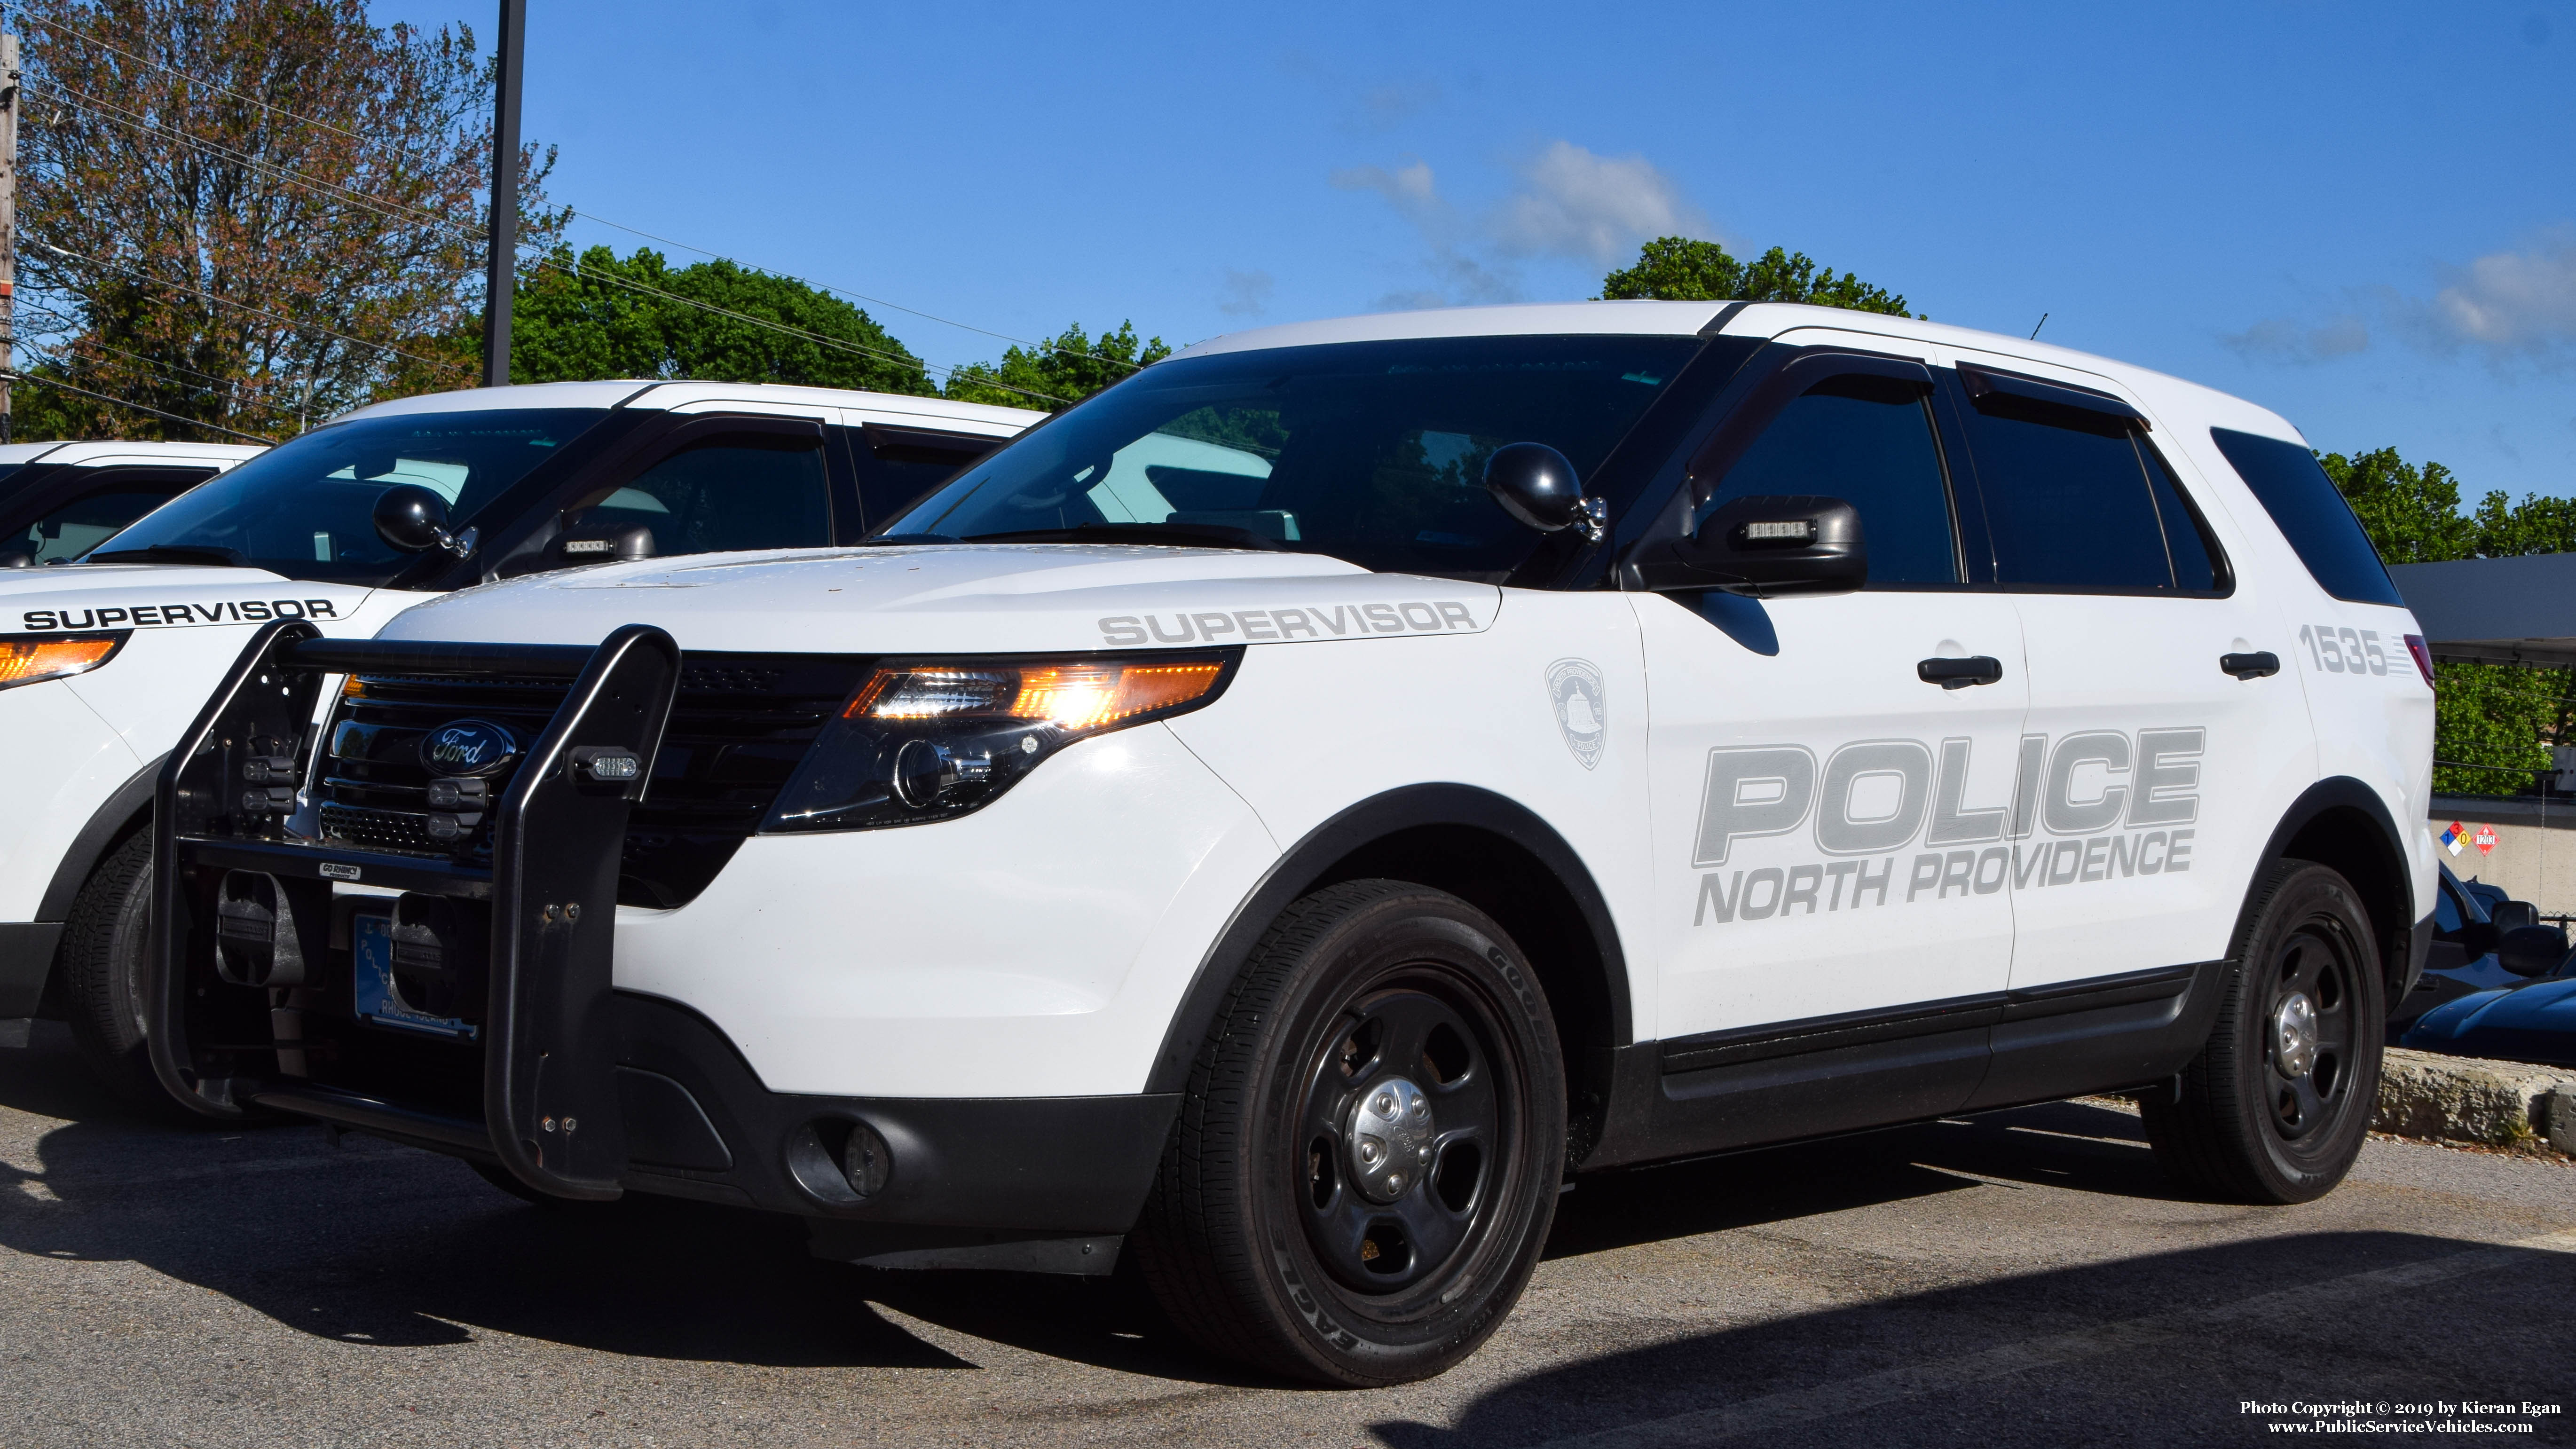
[36,752,164,923]
[1143,782,1632,1094]
[2254,774,2423,992]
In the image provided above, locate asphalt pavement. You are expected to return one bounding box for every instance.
[3,1019,2569,1448]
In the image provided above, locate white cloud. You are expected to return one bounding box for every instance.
[1217,268,1274,317]
[1332,141,1706,307]
[2223,312,2372,363]
[1330,159,1449,234]
[2230,229,2576,370]
[1491,141,1709,265]
[2428,229,2576,356]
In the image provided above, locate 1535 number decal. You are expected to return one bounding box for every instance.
[2297,623,2387,677]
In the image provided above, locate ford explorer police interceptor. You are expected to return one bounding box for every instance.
[147,301,2434,1386]
[0,382,1035,1095]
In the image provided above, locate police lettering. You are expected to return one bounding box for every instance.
[20,598,338,631]
[1097,600,1481,646]
[1692,728,2205,925]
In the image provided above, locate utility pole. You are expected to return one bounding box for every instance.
[481,0,524,387]
[0,23,21,441]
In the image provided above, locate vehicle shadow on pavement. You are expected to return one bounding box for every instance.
[0,1025,969,1367]
[0,1026,2327,1392]
[1364,1226,2576,1449]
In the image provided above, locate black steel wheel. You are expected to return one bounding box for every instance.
[2143,860,2386,1203]
[1134,879,1565,1386]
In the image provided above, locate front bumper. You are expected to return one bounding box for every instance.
[151,621,1177,1238]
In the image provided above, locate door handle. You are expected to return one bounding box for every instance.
[1917,655,2003,689]
[2221,651,2280,680]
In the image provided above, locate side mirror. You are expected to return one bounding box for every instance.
[1637,494,1868,596]
[2489,898,2540,932]
[1485,442,1605,543]
[0,545,34,569]
[2497,924,2568,978]
[372,484,476,558]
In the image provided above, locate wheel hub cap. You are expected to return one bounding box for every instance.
[1347,1076,1435,1204]
[2274,992,2319,1078]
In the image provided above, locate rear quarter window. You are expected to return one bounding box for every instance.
[2210,427,2404,606]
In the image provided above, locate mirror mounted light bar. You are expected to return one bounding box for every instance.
[1632,494,1868,598]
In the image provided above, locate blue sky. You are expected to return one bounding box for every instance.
[378,1,2576,501]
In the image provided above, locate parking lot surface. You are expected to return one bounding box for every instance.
[2,1021,2568,1449]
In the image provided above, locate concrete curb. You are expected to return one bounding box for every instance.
[2375,1047,2576,1153]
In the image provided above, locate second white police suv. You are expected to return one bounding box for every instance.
[151,300,2434,1386]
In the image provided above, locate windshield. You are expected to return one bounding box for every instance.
[86,409,607,583]
[889,335,1701,578]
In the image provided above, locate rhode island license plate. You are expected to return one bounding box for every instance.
[351,910,476,1040]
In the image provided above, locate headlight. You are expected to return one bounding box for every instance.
[0,632,129,691]
[765,650,1238,831]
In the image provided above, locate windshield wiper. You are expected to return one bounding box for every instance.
[83,544,247,567]
[961,522,1284,551]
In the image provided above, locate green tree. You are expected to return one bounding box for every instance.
[2322,445,2576,794]
[505,244,934,394]
[2318,448,2477,564]
[1599,237,1916,317]
[943,321,1171,411]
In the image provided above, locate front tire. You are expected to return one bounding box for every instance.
[59,833,195,1118]
[2142,860,2385,1204]
[1133,879,1566,1386]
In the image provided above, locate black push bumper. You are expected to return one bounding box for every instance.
[150,621,1175,1246]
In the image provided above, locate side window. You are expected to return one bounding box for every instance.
[1965,398,2210,591]
[2209,427,2403,606]
[20,490,192,562]
[575,436,829,555]
[854,425,1005,532]
[1700,373,1959,586]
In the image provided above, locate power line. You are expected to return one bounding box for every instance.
[29,239,476,381]
[1,368,275,442]
[15,13,368,147]
[22,16,1133,387]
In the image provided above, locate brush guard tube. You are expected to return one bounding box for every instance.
[150,621,682,1200]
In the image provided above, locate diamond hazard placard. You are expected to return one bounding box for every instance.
[2474,824,2498,855]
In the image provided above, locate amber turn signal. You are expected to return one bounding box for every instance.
[0,632,129,691]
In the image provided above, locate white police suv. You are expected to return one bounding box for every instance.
[0,382,1035,1092]
[148,301,2434,1386]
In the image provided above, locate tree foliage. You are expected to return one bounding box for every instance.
[942,321,1171,412]
[1599,236,1916,317]
[507,245,934,394]
[2322,446,2576,795]
[12,0,560,441]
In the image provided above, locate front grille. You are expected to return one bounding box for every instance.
[312,653,870,907]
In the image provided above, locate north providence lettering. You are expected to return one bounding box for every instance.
[1693,728,2203,926]
[1098,601,1479,646]
[22,598,340,630]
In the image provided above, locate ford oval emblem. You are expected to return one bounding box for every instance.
[418,719,520,777]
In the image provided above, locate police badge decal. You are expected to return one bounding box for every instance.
[1546,658,1607,770]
